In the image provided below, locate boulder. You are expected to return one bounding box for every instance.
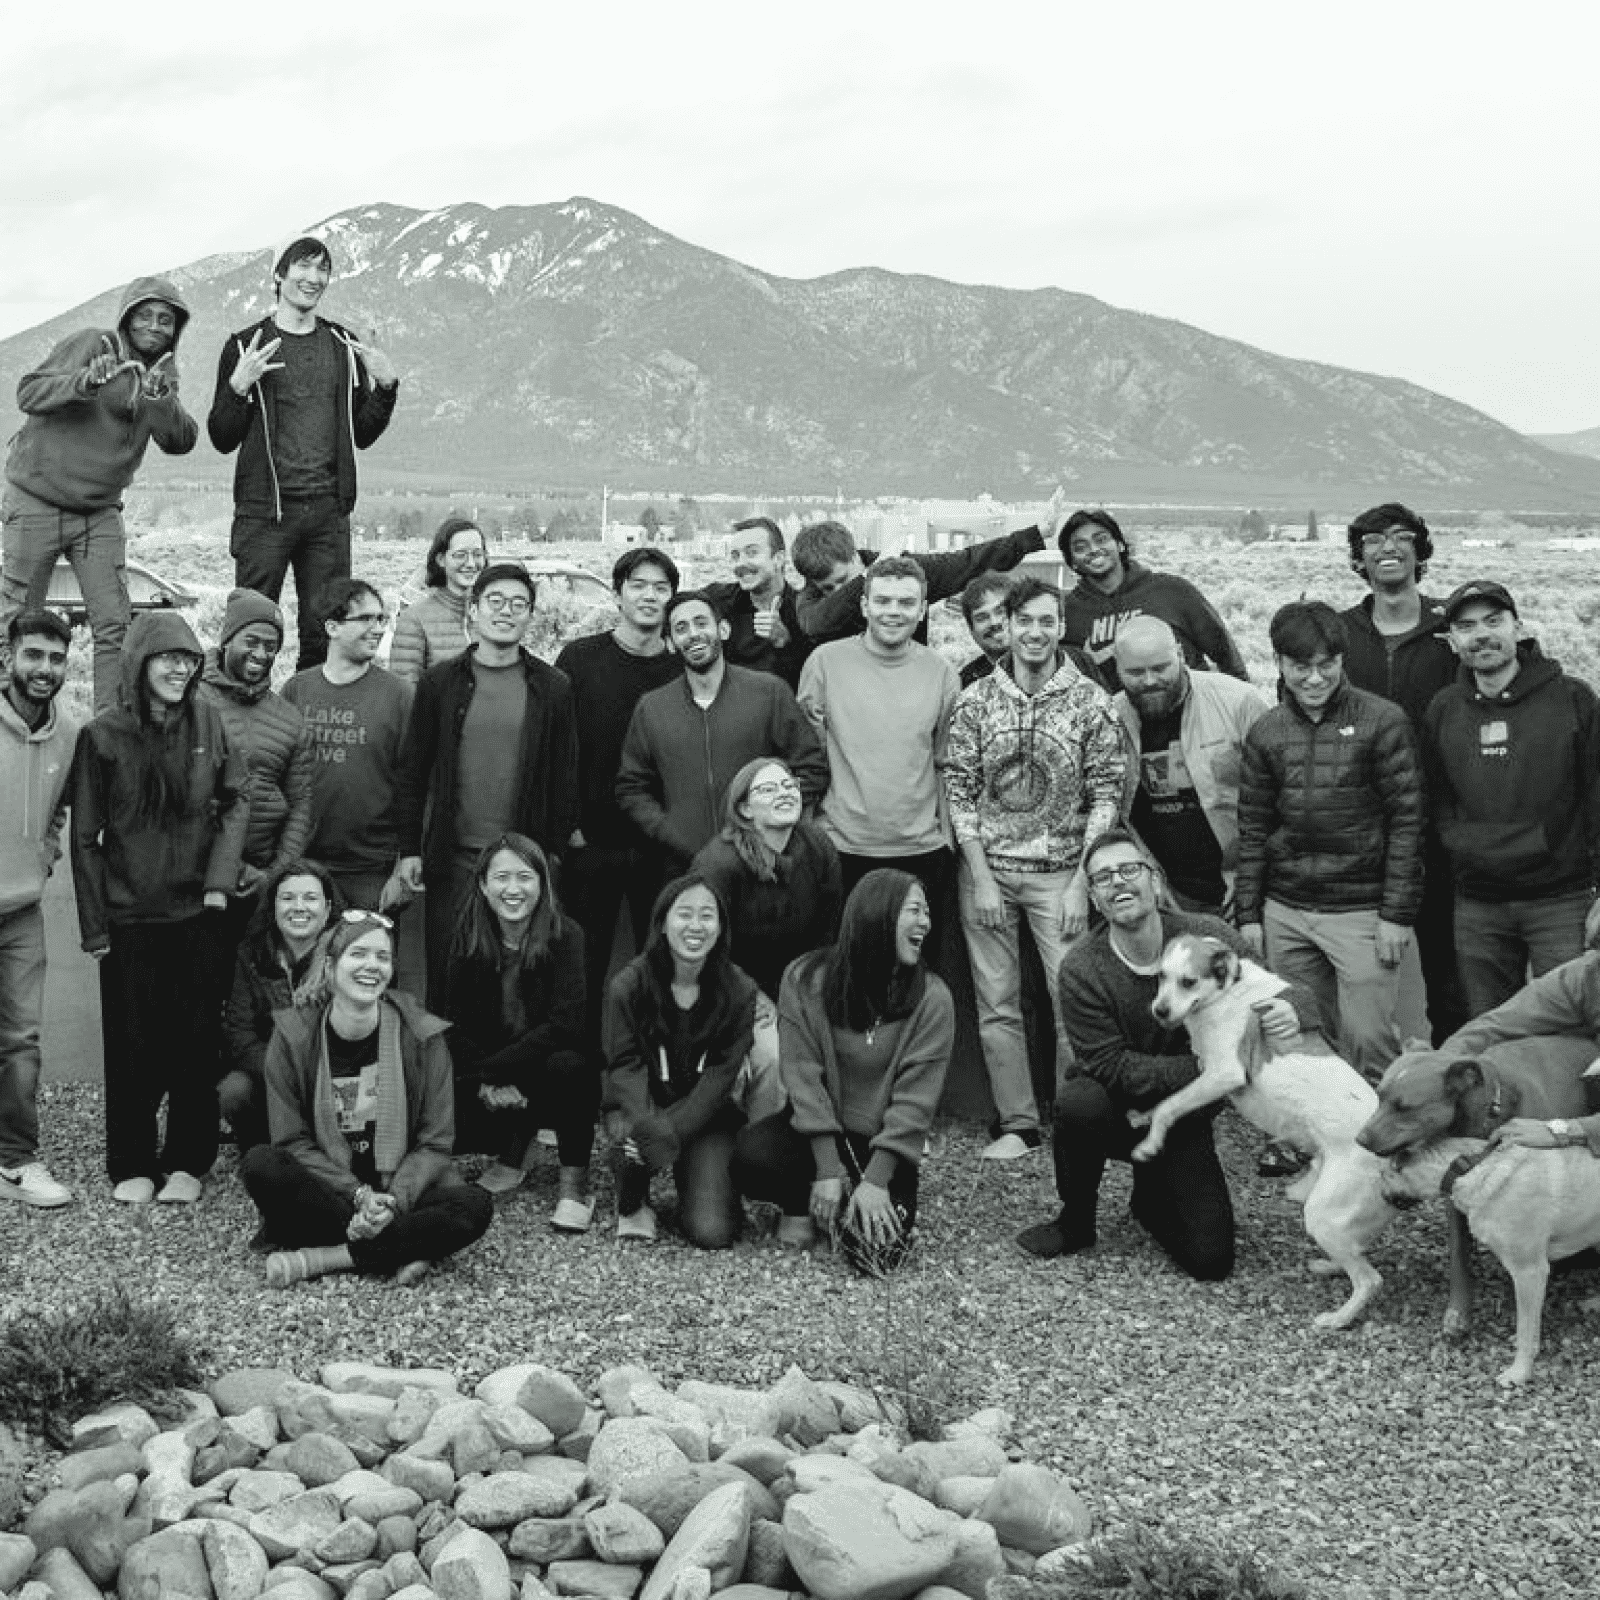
[385,1550,429,1588]
[507,1517,592,1564]
[382,1450,456,1502]
[942,1409,1012,1442]
[457,1472,559,1530]
[714,1439,793,1488]
[142,1429,198,1481]
[132,1469,201,1528]
[934,1517,1006,1599]
[672,1384,780,1454]
[201,1517,270,1600]
[558,1410,603,1464]
[347,1573,392,1600]
[782,1481,959,1600]
[229,1471,307,1513]
[974,1464,1091,1556]
[282,1434,363,1488]
[625,1393,709,1465]
[932,1477,995,1518]
[193,1430,264,1485]
[481,1405,556,1457]
[816,1382,902,1434]
[899,1437,1007,1489]
[545,1558,643,1598]
[211,1369,296,1418]
[345,1483,423,1524]
[583,1502,664,1566]
[0,1534,37,1593]
[71,1404,161,1452]
[0,1423,24,1531]
[718,1590,791,1600]
[117,1527,213,1600]
[786,1454,877,1495]
[58,1480,148,1584]
[391,1587,440,1600]
[431,1526,512,1600]
[387,1385,446,1446]
[617,1464,775,1540]
[31,1545,104,1600]
[767,1367,838,1448]
[321,1363,458,1400]
[741,1518,792,1589]
[249,1488,343,1560]
[639,1482,751,1600]
[595,1366,660,1419]
[490,1455,588,1518]
[667,1568,710,1600]
[315,1516,378,1563]
[260,1575,335,1600]
[475,1366,588,1440]
[229,1407,282,1453]
[585,1421,690,1496]
[375,1512,419,1559]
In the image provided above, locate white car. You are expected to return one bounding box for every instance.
[13,558,199,623]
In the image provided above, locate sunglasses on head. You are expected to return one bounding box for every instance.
[340,909,394,930]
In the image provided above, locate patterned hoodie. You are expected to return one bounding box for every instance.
[944,654,1128,874]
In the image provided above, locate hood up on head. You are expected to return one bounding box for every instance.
[116,275,192,352]
[117,610,205,718]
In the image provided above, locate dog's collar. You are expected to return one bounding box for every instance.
[1450,1073,1506,1137]
[1440,1147,1489,1198]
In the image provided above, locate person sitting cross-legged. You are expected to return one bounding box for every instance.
[1015,829,1319,1280]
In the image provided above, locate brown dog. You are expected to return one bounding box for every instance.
[1359,1035,1596,1339]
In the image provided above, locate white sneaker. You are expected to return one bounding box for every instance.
[157,1171,203,1204]
[0,1161,74,1209]
[981,1132,1041,1162]
[616,1204,657,1242]
[112,1177,156,1205]
[476,1162,525,1195]
[536,1127,560,1148]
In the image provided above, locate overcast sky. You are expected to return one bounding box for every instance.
[3,1,1594,435]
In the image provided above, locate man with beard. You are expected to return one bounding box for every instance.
[945,578,1126,1159]
[0,611,77,1207]
[1423,580,1600,1017]
[1111,617,1268,918]
[617,590,827,876]
[208,237,399,670]
[3,278,198,714]
[704,518,812,689]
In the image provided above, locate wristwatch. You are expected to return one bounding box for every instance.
[1547,1119,1583,1146]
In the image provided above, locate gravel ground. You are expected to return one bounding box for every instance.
[4,1082,1598,1599]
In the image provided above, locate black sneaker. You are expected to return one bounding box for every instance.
[1015,1218,1095,1259]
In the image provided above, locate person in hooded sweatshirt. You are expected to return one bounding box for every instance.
[1423,580,1600,1018]
[70,611,249,1205]
[1056,509,1247,694]
[2,277,198,714]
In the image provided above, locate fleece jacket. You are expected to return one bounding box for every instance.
[0,692,78,916]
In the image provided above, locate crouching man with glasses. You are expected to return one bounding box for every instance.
[1014,829,1320,1279]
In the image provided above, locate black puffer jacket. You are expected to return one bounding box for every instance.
[1235,679,1424,926]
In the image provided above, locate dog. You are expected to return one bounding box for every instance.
[1136,933,1397,1330]
[1358,1035,1598,1346]
[1381,1130,1600,1385]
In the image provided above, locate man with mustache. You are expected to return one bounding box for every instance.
[1422,580,1600,1017]
[704,517,812,689]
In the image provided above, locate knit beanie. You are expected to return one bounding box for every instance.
[219,588,284,646]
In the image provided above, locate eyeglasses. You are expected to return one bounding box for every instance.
[748,779,801,800]
[478,594,531,615]
[340,611,389,628]
[149,651,199,672]
[1360,531,1417,549]
[341,908,394,930]
[1087,861,1151,890]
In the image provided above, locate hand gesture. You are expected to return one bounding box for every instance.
[85,347,122,389]
[845,1181,901,1248]
[809,1177,844,1231]
[353,336,397,388]
[142,352,175,399]
[752,601,788,647]
[1040,484,1070,544]
[230,330,284,397]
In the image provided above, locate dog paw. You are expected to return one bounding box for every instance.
[1496,1365,1532,1388]
[1130,1139,1160,1163]
[1441,1308,1471,1340]
[1312,1309,1355,1331]
[1307,1256,1340,1276]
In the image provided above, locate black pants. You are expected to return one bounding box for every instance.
[453,1048,598,1168]
[1050,1075,1234,1281]
[563,844,661,1049]
[101,918,221,1183]
[218,1069,269,1154]
[614,1102,746,1250]
[240,1145,493,1273]
[423,851,480,1015]
[231,495,350,670]
[1416,832,1466,1044]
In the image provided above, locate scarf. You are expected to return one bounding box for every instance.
[310,1002,409,1183]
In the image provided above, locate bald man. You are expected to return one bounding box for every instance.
[1111,617,1269,916]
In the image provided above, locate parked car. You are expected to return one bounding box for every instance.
[6,558,200,624]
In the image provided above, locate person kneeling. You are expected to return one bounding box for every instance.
[734,870,952,1274]
[241,909,492,1287]
[447,834,596,1228]
[602,874,757,1248]
[1015,829,1315,1281]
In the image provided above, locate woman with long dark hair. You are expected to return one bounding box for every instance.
[733,869,953,1272]
[388,516,488,686]
[602,873,757,1248]
[221,859,344,1154]
[241,910,492,1287]
[71,611,249,1205]
[447,833,595,1227]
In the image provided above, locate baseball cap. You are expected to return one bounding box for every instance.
[1442,580,1517,625]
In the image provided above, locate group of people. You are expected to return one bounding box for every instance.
[3,239,1597,1297]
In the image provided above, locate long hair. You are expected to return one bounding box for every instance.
[819,869,926,1032]
[129,664,200,826]
[635,872,735,1038]
[717,757,819,884]
[451,833,561,972]
[298,911,394,1010]
[243,857,344,950]
[424,516,486,589]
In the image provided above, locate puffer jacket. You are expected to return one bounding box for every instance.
[69,612,249,949]
[945,653,1128,874]
[1234,678,1424,926]
[389,588,472,687]
[6,276,198,511]
[197,649,314,871]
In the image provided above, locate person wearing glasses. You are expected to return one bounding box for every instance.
[1014,829,1318,1277]
[393,562,579,1009]
[241,907,492,1288]
[282,580,413,922]
[1422,580,1600,1017]
[1338,504,1464,1043]
[389,516,489,688]
[70,611,249,1205]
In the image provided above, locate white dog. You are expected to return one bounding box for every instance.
[1136,933,1397,1329]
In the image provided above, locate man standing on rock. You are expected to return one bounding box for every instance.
[2,277,198,714]
[208,237,399,670]
[0,610,77,1208]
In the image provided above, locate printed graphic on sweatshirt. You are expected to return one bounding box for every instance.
[1084,608,1146,666]
[300,703,374,764]
[1139,741,1203,821]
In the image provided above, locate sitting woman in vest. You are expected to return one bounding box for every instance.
[602,873,757,1248]
[221,859,343,1155]
[446,833,596,1229]
[387,515,488,686]
[241,909,492,1288]
[734,869,953,1274]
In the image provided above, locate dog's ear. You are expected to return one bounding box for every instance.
[1444,1058,1485,1098]
[1207,941,1238,984]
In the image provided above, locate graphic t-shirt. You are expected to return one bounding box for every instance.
[282,666,411,872]
[273,324,340,498]
[326,1020,380,1185]
[1130,706,1225,908]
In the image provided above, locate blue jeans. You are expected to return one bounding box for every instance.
[1,491,130,715]
[0,904,47,1168]
[1454,890,1591,1019]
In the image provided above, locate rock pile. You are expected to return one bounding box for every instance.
[2,1359,1091,1600]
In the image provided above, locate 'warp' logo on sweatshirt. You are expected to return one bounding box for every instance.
[1478,720,1509,757]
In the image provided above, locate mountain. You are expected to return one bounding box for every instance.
[4,197,1598,508]
[1533,426,1600,462]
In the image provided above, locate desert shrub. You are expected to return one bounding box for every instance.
[0,1286,206,1445]
[993,1526,1306,1600]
